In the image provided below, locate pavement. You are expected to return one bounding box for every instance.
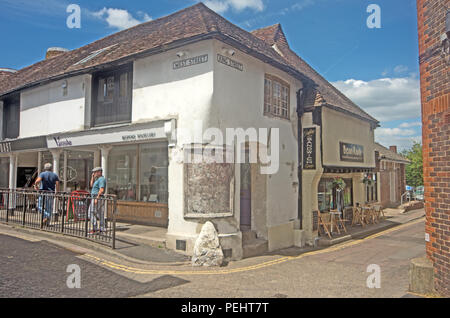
[0,208,425,268]
[0,213,434,298]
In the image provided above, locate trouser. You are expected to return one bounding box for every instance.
[38,196,54,221]
[88,199,105,231]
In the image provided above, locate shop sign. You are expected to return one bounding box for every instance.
[217,54,243,71]
[47,125,166,148]
[340,142,364,163]
[173,54,208,70]
[303,128,316,170]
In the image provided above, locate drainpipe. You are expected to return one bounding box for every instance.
[296,88,305,230]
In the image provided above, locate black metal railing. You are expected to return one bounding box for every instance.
[0,188,117,249]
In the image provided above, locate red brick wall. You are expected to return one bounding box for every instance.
[417,0,450,296]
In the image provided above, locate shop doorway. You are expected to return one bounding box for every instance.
[17,167,38,188]
[240,161,252,231]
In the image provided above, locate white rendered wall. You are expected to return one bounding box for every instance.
[20,75,89,138]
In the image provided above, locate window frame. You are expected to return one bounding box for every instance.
[91,64,133,127]
[264,74,290,120]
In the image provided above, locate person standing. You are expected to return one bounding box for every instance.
[89,167,106,233]
[33,163,60,226]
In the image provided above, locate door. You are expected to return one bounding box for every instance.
[240,162,251,231]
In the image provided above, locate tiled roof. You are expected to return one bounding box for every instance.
[251,24,379,124]
[0,3,378,125]
[0,3,311,97]
[374,143,410,163]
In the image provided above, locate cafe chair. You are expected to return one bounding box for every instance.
[351,206,365,227]
[318,210,332,239]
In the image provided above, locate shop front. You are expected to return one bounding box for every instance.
[45,120,175,226]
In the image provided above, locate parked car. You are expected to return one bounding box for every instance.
[415,186,424,201]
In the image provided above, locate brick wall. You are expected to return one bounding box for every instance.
[417,0,450,296]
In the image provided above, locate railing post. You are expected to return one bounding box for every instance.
[61,195,66,234]
[85,197,89,237]
[40,192,45,229]
[112,198,117,249]
[22,192,27,226]
[6,190,9,223]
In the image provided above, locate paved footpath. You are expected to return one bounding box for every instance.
[0,215,428,298]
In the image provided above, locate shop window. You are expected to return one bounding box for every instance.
[365,173,378,203]
[92,64,132,127]
[139,143,168,204]
[107,145,138,201]
[264,74,290,119]
[107,142,169,204]
[0,157,9,188]
[318,178,353,212]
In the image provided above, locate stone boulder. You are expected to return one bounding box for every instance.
[192,221,224,267]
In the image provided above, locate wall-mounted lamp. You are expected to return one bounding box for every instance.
[176,50,189,58]
[61,80,68,96]
[221,47,236,57]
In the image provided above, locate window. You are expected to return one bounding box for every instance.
[139,143,168,204]
[92,65,132,126]
[318,178,353,212]
[107,142,169,204]
[264,75,290,119]
[2,95,20,139]
[0,157,9,187]
[365,173,378,203]
[107,145,138,201]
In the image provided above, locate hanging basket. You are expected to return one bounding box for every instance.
[332,177,346,191]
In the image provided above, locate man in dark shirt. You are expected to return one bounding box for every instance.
[34,163,60,226]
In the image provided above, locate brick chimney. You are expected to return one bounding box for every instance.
[389,146,397,153]
[46,47,68,59]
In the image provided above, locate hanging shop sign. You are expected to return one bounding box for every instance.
[0,136,47,153]
[173,54,208,70]
[340,142,364,163]
[303,127,316,170]
[47,124,167,149]
[217,54,243,71]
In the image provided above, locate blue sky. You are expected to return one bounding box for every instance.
[0,0,422,151]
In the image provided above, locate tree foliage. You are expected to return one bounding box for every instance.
[401,142,423,187]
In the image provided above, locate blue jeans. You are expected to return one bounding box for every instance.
[38,196,53,220]
[88,199,105,231]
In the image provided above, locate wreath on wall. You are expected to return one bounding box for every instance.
[332,177,346,191]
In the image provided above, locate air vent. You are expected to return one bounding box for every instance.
[176,240,186,251]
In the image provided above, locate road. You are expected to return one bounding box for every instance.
[0,218,425,298]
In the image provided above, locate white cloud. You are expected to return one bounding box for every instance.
[204,0,265,13]
[399,121,422,128]
[394,65,408,73]
[375,127,416,137]
[331,76,421,122]
[375,134,421,151]
[93,7,152,30]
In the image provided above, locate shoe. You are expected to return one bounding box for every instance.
[88,230,98,235]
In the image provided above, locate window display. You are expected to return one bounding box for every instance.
[318,177,353,212]
[139,142,168,204]
[107,145,137,201]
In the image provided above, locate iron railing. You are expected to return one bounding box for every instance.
[0,188,117,249]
